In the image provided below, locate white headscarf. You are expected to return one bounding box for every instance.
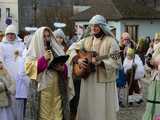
[5,24,17,35]
[26,27,65,60]
[53,29,66,39]
[2,24,20,43]
[83,15,114,38]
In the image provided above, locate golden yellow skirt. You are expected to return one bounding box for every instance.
[39,71,63,120]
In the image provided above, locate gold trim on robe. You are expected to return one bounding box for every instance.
[39,71,63,120]
[25,58,38,80]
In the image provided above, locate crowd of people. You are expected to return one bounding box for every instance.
[0,14,159,120]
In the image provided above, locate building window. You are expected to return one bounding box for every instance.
[6,8,11,17]
[125,25,138,42]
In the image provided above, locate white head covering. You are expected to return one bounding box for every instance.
[2,25,19,43]
[5,24,17,35]
[83,15,114,38]
[26,27,65,59]
[53,29,65,39]
[89,15,107,25]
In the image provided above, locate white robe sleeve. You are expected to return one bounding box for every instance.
[123,58,132,74]
[134,55,145,80]
[0,44,4,62]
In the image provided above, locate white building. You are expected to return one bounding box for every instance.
[72,0,160,42]
[0,0,18,32]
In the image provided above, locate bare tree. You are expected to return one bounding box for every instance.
[36,6,74,34]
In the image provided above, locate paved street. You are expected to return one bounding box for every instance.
[118,101,146,120]
[118,78,150,120]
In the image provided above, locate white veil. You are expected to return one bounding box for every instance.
[26,27,65,60]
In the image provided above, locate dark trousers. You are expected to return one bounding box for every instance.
[126,71,140,95]
[70,77,81,120]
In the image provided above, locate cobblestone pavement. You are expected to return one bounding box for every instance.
[118,79,150,120]
[118,102,146,120]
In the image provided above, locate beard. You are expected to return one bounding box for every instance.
[93,29,105,38]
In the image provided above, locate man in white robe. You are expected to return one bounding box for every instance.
[67,15,120,120]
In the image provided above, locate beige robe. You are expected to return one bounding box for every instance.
[67,36,120,120]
